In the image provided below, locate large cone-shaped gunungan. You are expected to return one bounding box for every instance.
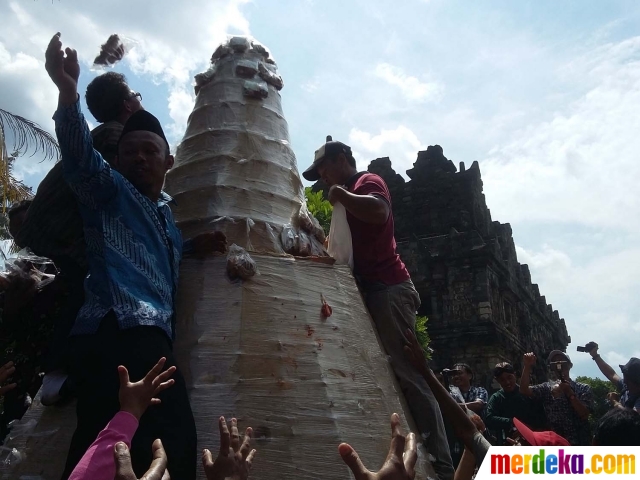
[3,37,434,480]
[166,37,432,479]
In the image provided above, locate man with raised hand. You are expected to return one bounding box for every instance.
[44,32,218,480]
[520,351,593,446]
[583,341,640,412]
[303,136,454,480]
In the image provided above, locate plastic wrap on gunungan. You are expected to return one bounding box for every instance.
[168,37,433,479]
[165,36,325,255]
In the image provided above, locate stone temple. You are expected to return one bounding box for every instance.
[314,145,571,390]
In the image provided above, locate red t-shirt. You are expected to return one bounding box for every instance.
[345,173,410,285]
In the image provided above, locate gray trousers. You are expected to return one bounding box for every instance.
[363,280,454,480]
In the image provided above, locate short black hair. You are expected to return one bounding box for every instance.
[8,199,32,218]
[86,72,131,123]
[454,363,473,375]
[594,408,640,446]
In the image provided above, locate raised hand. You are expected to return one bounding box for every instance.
[523,353,537,368]
[202,417,256,480]
[0,361,16,397]
[118,357,176,421]
[114,439,170,480]
[338,413,417,480]
[585,342,599,357]
[45,32,80,104]
[607,391,620,403]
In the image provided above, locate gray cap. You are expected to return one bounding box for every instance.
[547,350,572,364]
[302,135,353,181]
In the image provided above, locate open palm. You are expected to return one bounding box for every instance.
[339,413,417,480]
[45,33,80,97]
[202,417,256,480]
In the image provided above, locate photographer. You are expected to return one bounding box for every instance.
[581,342,640,412]
[520,351,593,445]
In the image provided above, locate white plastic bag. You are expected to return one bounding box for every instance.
[327,202,353,269]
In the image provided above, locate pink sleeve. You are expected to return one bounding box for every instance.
[69,411,139,480]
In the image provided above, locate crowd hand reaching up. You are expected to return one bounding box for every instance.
[607,391,621,403]
[114,439,169,480]
[118,357,176,421]
[0,361,16,397]
[45,32,80,105]
[338,413,417,480]
[523,353,537,367]
[202,417,256,480]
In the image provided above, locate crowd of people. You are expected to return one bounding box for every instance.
[0,31,638,480]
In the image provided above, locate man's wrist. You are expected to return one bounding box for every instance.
[58,90,78,107]
[592,354,601,361]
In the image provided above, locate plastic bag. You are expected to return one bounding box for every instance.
[327,202,353,269]
[243,80,269,99]
[227,244,257,281]
[92,34,137,69]
[280,224,296,253]
[0,248,56,293]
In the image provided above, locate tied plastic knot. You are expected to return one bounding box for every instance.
[226,244,257,280]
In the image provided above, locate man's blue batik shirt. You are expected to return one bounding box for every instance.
[54,99,181,340]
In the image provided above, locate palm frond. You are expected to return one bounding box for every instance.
[0,108,59,162]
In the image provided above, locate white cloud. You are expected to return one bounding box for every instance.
[0,0,251,172]
[167,87,195,143]
[374,63,443,102]
[349,125,426,174]
[481,35,640,234]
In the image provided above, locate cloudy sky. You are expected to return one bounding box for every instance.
[1,0,638,379]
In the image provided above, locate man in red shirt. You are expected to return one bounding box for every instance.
[303,137,454,480]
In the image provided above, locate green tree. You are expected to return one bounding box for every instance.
[0,108,58,212]
[576,375,617,432]
[415,315,431,359]
[304,187,332,235]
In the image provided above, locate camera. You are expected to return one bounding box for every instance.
[576,346,587,352]
[549,360,567,382]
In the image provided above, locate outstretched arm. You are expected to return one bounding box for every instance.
[404,330,478,452]
[69,358,175,480]
[45,33,116,201]
[585,342,622,385]
[520,353,536,397]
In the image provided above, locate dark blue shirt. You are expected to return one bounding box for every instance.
[54,99,182,340]
[616,379,640,411]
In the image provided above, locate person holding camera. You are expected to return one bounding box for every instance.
[520,351,593,445]
[582,342,640,412]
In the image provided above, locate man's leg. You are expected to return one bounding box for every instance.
[61,315,121,480]
[118,326,197,480]
[365,281,455,480]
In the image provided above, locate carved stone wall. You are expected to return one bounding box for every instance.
[313,145,570,391]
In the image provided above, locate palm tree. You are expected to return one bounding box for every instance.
[0,108,59,213]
